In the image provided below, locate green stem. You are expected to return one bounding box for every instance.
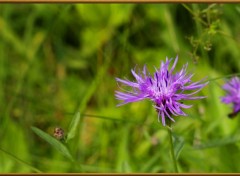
[167,123,178,173]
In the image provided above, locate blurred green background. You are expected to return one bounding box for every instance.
[1,3,240,173]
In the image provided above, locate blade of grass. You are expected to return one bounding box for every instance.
[194,135,240,149]
[73,45,113,161]
[116,124,131,172]
[66,112,81,143]
[0,147,42,173]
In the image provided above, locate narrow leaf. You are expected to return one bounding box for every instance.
[194,135,240,149]
[173,135,185,160]
[66,112,81,142]
[31,126,74,161]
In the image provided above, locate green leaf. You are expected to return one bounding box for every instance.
[173,135,185,160]
[66,112,81,143]
[194,135,240,150]
[31,126,74,161]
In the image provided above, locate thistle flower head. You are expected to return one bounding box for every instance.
[115,56,208,126]
[221,76,240,117]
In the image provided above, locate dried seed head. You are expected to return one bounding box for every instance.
[53,127,65,140]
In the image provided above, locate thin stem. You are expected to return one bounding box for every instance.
[167,124,179,173]
[0,147,42,173]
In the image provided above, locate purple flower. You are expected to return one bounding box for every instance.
[115,56,208,126]
[221,76,240,118]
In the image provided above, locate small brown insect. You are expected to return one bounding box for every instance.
[53,127,65,140]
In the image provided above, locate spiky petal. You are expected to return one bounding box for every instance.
[115,56,208,126]
[221,76,240,116]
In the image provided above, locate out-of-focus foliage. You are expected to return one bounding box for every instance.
[1,3,240,173]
